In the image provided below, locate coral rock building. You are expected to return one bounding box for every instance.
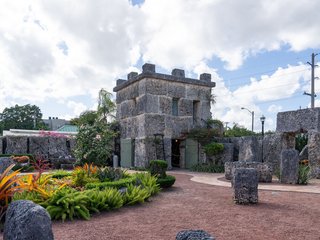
[113,63,215,168]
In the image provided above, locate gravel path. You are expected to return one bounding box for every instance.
[51,173,320,240]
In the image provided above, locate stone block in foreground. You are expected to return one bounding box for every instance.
[280,149,299,184]
[176,229,215,240]
[233,168,258,204]
[4,200,54,240]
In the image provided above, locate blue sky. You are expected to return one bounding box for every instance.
[1,0,320,131]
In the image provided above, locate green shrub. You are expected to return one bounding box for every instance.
[45,187,91,221]
[203,142,224,156]
[190,163,224,173]
[134,172,160,196]
[13,191,44,204]
[12,165,34,172]
[51,170,72,179]
[85,177,135,190]
[97,167,127,182]
[297,164,310,185]
[156,175,176,188]
[295,133,308,152]
[85,188,123,212]
[123,184,151,205]
[149,160,167,178]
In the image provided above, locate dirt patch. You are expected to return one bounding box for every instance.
[50,173,320,240]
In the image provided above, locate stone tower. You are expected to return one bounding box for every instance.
[113,63,215,168]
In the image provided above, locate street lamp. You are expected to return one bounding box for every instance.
[260,115,266,137]
[241,107,254,132]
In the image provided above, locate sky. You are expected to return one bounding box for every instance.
[1,0,320,132]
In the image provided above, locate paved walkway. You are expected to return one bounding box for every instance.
[168,170,320,194]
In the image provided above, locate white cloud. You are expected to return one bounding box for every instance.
[268,104,283,113]
[1,0,320,123]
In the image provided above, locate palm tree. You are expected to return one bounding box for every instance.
[97,89,116,123]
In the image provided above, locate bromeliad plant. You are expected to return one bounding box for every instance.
[0,164,25,221]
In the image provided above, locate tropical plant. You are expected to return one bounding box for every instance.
[122,184,151,205]
[85,177,135,190]
[203,142,224,156]
[295,133,308,152]
[0,165,24,210]
[97,88,116,123]
[45,187,91,221]
[134,172,160,196]
[85,188,123,212]
[74,122,116,166]
[149,160,167,178]
[97,167,127,182]
[297,163,310,185]
[74,163,98,176]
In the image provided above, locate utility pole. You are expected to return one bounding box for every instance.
[304,53,318,108]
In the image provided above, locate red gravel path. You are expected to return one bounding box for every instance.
[51,173,320,240]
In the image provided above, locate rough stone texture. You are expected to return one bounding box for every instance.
[200,73,212,82]
[229,137,241,161]
[238,136,262,162]
[163,138,172,168]
[168,83,186,98]
[134,138,147,167]
[29,137,49,158]
[127,72,138,80]
[5,136,28,154]
[159,96,172,114]
[0,157,15,174]
[145,114,165,136]
[299,145,308,161]
[171,69,185,78]
[178,99,193,116]
[307,130,320,178]
[233,168,258,204]
[225,161,272,183]
[207,143,234,165]
[280,149,299,184]
[142,63,155,73]
[114,64,215,168]
[0,137,3,154]
[146,79,168,95]
[276,108,320,132]
[48,137,68,159]
[176,230,215,240]
[4,200,54,240]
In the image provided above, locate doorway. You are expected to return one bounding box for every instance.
[172,139,181,168]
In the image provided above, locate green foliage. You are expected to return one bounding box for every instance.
[0,104,46,131]
[149,160,167,178]
[123,184,151,205]
[134,173,160,196]
[85,188,123,212]
[13,191,44,204]
[97,89,116,124]
[85,177,135,190]
[51,170,72,179]
[97,167,127,182]
[74,122,116,166]
[295,133,308,152]
[190,163,225,173]
[203,142,224,156]
[156,175,176,188]
[188,128,222,144]
[72,169,98,188]
[45,187,90,221]
[297,164,310,185]
[224,124,255,137]
[70,110,98,127]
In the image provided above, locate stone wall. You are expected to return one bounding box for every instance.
[115,63,215,168]
[0,136,76,160]
[276,108,320,132]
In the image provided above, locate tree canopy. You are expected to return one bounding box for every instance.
[0,104,46,133]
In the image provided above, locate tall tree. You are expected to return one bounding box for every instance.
[97,89,116,123]
[70,110,98,126]
[0,104,45,131]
